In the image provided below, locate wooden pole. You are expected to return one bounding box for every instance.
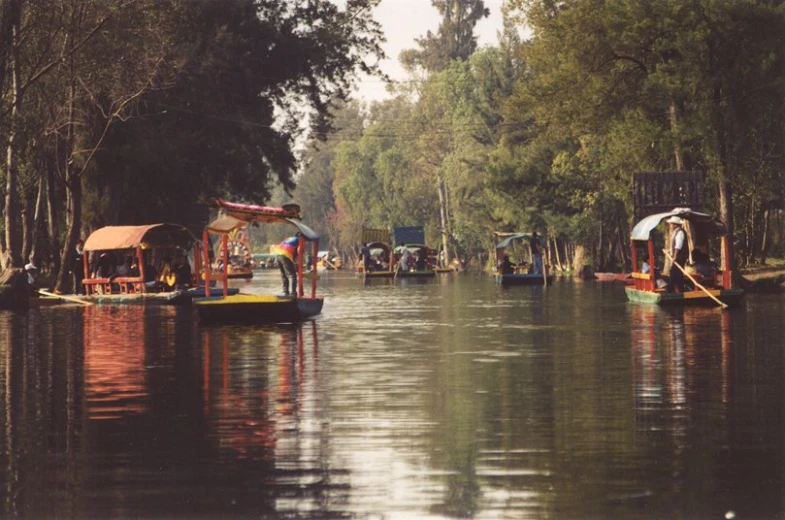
[663,249,728,309]
[542,233,548,286]
[203,229,211,298]
[38,289,93,306]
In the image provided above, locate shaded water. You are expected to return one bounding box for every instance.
[0,271,783,519]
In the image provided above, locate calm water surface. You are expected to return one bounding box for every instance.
[0,271,783,519]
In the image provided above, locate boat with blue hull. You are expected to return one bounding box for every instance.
[493,232,552,286]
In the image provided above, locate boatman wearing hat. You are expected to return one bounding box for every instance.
[24,261,38,295]
[666,216,688,293]
[273,234,301,297]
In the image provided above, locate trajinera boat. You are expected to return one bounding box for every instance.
[494,232,554,286]
[79,223,231,305]
[392,226,436,278]
[394,244,436,278]
[625,208,744,306]
[357,227,395,279]
[194,199,324,325]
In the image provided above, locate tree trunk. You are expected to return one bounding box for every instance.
[760,206,770,265]
[45,160,61,277]
[669,101,685,170]
[56,177,82,293]
[29,178,46,265]
[437,173,451,265]
[4,0,22,268]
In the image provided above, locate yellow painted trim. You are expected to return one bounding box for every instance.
[631,272,652,280]
[682,290,721,299]
[196,294,286,305]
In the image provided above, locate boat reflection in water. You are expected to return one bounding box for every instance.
[0,307,345,518]
[627,305,784,518]
[632,305,732,426]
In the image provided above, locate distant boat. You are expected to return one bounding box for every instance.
[493,232,554,286]
[394,244,436,278]
[357,227,396,279]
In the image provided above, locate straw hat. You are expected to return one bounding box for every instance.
[666,216,683,225]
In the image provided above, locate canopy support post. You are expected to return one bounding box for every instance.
[203,229,211,298]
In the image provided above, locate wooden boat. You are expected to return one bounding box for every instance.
[625,208,744,306]
[79,223,204,305]
[594,272,630,282]
[226,264,254,279]
[357,228,396,279]
[394,243,436,278]
[224,224,254,279]
[494,232,554,286]
[194,294,323,325]
[194,199,324,325]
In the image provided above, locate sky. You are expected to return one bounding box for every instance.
[354,0,507,102]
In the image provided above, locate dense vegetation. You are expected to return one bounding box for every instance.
[2,0,783,290]
[0,0,384,290]
[296,0,785,272]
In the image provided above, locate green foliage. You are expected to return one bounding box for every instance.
[400,0,490,73]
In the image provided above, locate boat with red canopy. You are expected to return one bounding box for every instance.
[194,199,323,324]
[79,223,211,304]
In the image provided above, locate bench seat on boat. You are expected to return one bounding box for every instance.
[82,276,146,295]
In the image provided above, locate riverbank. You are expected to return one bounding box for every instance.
[740,265,785,292]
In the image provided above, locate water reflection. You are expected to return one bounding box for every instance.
[0,278,782,519]
[632,306,733,431]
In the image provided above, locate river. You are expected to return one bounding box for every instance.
[0,270,782,519]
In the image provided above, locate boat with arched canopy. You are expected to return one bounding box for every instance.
[79,223,207,303]
[194,199,323,324]
[625,208,744,306]
[494,232,554,286]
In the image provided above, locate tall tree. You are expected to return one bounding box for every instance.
[400,0,489,73]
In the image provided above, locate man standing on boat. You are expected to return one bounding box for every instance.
[530,232,543,274]
[274,233,301,297]
[666,216,688,292]
[72,239,85,294]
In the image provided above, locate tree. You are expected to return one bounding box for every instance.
[400,0,489,73]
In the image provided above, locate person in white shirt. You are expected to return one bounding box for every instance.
[665,216,688,292]
[399,245,410,272]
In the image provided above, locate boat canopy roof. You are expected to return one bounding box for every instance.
[365,241,392,251]
[205,215,320,241]
[395,243,429,252]
[84,223,197,252]
[205,198,301,222]
[204,198,319,240]
[494,233,533,250]
[362,227,390,244]
[630,208,726,241]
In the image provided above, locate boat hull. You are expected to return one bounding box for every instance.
[496,273,555,286]
[594,272,630,282]
[398,270,436,278]
[625,286,745,306]
[359,270,395,279]
[226,271,253,280]
[194,294,324,325]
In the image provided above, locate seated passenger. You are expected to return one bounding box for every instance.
[499,254,516,275]
[173,254,192,289]
[96,252,116,278]
[158,257,176,291]
[692,250,717,280]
